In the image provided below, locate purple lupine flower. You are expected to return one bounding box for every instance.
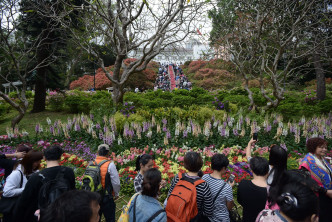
[90,114,94,120]
[233,128,238,136]
[166,130,171,139]
[95,123,101,130]
[162,118,167,125]
[162,126,167,132]
[35,124,40,133]
[50,126,54,134]
[183,129,188,138]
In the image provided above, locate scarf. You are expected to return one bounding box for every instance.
[300,153,332,189]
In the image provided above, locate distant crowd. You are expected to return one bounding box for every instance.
[0,136,331,222]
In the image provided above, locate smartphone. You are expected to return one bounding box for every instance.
[253,133,258,141]
[227,174,235,183]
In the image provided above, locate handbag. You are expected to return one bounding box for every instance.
[0,170,23,214]
[117,193,139,222]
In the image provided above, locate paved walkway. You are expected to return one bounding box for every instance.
[168,65,176,90]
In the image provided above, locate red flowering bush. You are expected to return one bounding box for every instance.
[188,60,208,73]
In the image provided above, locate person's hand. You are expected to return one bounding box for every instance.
[15,152,26,159]
[326,190,332,199]
[159,180,167,190]
[248,138,257,149]
[228,180,235,187]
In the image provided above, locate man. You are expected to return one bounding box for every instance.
[95,144,120,222]
[237,156,269,222]
[13,145,75,222]
[202,154,234,222]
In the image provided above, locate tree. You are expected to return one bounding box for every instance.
[209,0,324,109]
[56,0,207,105]
[19,0,85,113]
[0,0,57,127]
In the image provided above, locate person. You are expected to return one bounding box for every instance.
[39,190,101,222]
[1,150,43,222]
[166,151,213,221]
[128,168,166,222]
[0,144,30,179]
[246,139,288,186]
[13,145,75,222]
[202,154,234,222]
[237,156,269,222]
[299,137,332,222]
[134,154,153,193]
[94,144,120,222]
[256,179,319,222]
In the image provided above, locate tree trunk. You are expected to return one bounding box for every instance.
[31,49,47,113]
[11,109,26,129]
[313,53,325,100]
[112,83,124,106]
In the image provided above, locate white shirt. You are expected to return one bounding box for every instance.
[108,161,121,197]
[3,164,27,197]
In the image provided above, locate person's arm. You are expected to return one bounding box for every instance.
[201,183,214,217]
[246,138,257,160]
[167,174,179,197]
[3,170,25,197]
[225,183,234,211]
[108,162,121,197]
[326,190,332,199]
[66,167,76,190]
[134,175,143,193]
[3,152,26,159]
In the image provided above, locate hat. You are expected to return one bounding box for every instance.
[98,144,110,151]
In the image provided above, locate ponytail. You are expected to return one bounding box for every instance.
[135,154,152,172]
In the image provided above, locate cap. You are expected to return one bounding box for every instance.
[98,144,110,151]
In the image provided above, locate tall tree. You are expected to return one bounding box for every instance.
[19,0,85,112]
[209,0,325,109]
[0,0,56,127]
[55,0,208,105]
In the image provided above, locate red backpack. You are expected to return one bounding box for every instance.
[165,173,205,222]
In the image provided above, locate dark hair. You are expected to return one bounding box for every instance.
[269,145,287,186]
[306,137,327,154]
[19,150,43,175]
[16,144,32,153]
[135,154,153,171]
[141,168,161,197]
[98,147,109,156]
[268,169,319,208]
[44,145,64,161]
[249,156,269,176]
[211,154,229,171]
[277,182,318,221]
[184,151,203,173]
[40,190,101,222]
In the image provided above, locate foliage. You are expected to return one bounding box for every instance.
[48,91,65,112]
[64,90,92,113]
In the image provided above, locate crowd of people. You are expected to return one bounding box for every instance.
[153,63,192,91]
[0,136,331,222]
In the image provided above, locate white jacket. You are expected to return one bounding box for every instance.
[3,164,27,197]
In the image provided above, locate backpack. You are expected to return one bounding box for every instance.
[81,160,110,193]
[165,173,205,222]
[38,168,71,209]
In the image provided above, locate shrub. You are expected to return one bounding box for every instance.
[64,91,91,113]
[128,113,145,124]
[0,101,11,119]
[172,95,195,108]
[196,107,214,125]
[195,94,214,106]
[48,91,65,112]
[173,89,190,96]
[223,95,250,107]
[189,87,208,98]
[317,98,332,114]
[276,97,303,119]
[188,60,208,73]
[114,112,126,132]
[90,98,114,121]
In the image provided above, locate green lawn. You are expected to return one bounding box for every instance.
[0,110,75,135]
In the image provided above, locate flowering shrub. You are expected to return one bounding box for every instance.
[120,102,136,117]
[303,89,317,105]
[188,60,208,73]
[212,97,225,110]
[48,91,65,112]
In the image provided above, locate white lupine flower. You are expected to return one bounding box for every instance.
[282,128,288,136]
[46,117,52,125]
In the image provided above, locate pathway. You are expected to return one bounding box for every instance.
[168,65,176,90]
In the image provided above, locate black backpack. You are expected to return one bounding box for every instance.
[38,168,71,209]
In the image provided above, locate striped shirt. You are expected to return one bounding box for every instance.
[167,173,214,217]
[202,174,233,222]
[134,172,143,193]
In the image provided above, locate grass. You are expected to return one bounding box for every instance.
[0,109,76,135]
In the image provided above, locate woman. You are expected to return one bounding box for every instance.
[246,139,288,209]
[300,137,332,222]
[256,181,319,222]
[166,151,213,221]
[40,190,101,222]
[1,150,43,222]
[128,168,166,222]
[134,154,153,193]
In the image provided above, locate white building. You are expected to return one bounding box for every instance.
[129,39,212,64]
